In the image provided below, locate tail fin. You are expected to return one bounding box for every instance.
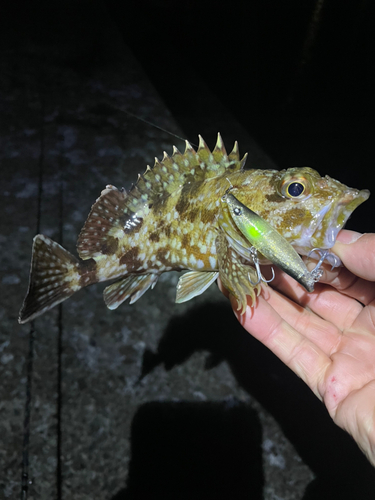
[18,235,81,324]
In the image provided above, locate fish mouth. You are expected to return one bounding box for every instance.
[315,188,370,249]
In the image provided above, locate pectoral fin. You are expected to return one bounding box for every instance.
[176,271,219,303]
[216,232,261,314]
[104,274,158,310]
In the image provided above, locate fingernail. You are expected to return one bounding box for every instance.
[336,230,363,244]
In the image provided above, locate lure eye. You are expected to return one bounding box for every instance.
[286,182,305,197]
[233,207,242,216]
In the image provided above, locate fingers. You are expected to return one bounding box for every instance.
[301,231,375,306]
[349,298,375,336]
[316,265,375,306]
[231,294,330,399]
[261,281,348,352]
[220,266,364,334]
[267,267,363,332]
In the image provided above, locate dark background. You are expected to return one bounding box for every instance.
[5,0,374,213]
[107,0,375,234]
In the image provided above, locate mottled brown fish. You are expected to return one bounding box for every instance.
[18,134,369,323]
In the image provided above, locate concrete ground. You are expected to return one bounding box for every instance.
[1,2,375,499]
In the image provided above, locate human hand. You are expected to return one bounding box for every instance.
[219,229,375,466]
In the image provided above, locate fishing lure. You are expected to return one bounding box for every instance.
[222,192,325,292]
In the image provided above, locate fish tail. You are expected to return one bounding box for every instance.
[18,235,83,324]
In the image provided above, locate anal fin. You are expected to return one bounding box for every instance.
[103,274,158,310]
[175,271,219,303]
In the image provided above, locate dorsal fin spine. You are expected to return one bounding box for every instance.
[198,135,209,152]
[240,152,248,170]
[212,132,228,163]
[184,140,195,154]
[228,141,239,162]
[214,133,226,155]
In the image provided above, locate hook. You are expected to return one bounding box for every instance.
[248,247,275,286]
[226,178,233,190]
[222,178,234,200]
[307,248,331,278]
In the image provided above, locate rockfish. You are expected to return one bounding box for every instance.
[19,134,369,323]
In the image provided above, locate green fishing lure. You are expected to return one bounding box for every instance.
[222,192,325,292]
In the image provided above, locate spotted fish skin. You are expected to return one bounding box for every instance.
[19,134,369,323]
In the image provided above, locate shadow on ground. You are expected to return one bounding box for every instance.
[112,400,263,500]
[113,302,375,499]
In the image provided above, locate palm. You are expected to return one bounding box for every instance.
[325,327,375,453]
[224,231,375,466]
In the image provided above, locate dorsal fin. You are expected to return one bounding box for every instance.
[77,185,142,259]
[141,133,244,189]
[77,135,247,259]
[115,133,246,226]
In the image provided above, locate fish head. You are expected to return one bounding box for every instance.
[226,166,370,256]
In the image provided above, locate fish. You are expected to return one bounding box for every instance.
[222,192,324,293]
[18,134,370,323]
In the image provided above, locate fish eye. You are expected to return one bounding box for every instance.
[279,174,311,199]
[286,182,305,197]
[233,207,242,216]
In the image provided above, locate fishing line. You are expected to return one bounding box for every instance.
[20,92,46,500]
[56,168,64,500]
[20,325,35,500]
[108,104,198,148]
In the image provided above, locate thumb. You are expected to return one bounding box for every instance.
[333,230,375,281]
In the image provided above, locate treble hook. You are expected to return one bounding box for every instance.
[307,247,333,280]
[248,247,275,286]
